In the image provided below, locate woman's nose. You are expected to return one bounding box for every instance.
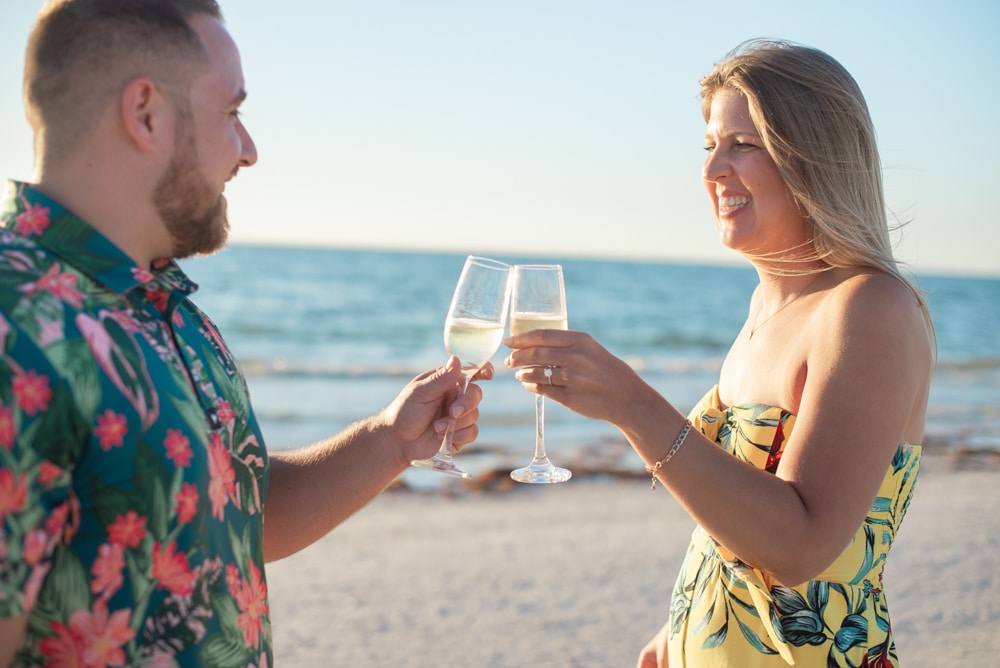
[702,148,729,183]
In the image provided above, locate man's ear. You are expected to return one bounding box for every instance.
[120,77,172,152]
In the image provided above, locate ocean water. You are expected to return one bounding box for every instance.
[180,245,1000,484]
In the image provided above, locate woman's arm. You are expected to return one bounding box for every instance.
[506,274,933,585]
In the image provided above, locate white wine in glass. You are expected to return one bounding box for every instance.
[445,318,506,372]
[510,315,568,335]
[510,264,572,484]
[411,256,512,478]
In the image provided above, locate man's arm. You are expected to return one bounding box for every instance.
[261,357,487,562]
[1,614,28,666]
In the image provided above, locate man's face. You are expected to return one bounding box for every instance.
[154,14,257,259]
[153,100,229,259]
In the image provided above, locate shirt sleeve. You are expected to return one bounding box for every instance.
[0,314,78,618]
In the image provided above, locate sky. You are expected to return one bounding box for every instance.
[1,0,998,277]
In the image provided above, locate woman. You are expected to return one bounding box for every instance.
[505,40,935,667]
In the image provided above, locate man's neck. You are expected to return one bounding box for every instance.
[34,162,171,269]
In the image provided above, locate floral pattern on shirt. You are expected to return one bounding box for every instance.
[0,181,271,667]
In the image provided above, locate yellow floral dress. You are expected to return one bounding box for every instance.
[667,386,921,667]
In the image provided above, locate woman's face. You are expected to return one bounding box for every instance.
[702,88,810,263]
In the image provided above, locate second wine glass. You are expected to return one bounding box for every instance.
[510,264,572,484]
[411,256,512,478]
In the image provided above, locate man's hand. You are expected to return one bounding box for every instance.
[379,356,492,465]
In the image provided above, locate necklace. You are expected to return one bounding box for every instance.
[748,274,823,340]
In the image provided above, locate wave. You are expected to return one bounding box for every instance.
[234,354,734,380]
[237,357,436,379]
[934,357,1000,372]
[235,352,1000,381]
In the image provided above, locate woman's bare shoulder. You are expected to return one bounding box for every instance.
[824,268,924,320]
[816,267,933,362]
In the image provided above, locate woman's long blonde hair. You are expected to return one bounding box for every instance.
[700,39,934,339]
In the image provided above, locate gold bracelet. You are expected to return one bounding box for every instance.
[645,419,692,491]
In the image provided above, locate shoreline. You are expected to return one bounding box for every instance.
[390,439,1000,494]
[265,451,999,667]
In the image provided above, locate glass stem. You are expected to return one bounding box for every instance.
[532,394,552,465]
[437,376,470,457]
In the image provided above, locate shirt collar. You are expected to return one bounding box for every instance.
[1,180,198,299]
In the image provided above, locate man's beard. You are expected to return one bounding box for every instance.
[152,114,231,260]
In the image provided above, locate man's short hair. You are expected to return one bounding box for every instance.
[24,0,224,160]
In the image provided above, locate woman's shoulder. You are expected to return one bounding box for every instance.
[816,267,932,356]
[822,267,921,314]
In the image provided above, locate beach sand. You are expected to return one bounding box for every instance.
[265,452,1000,667]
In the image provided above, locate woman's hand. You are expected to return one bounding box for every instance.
[636,620,670,668]
[504,329,648,426]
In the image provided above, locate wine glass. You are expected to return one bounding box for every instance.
[411,256,512,478]
[509,264,572,484]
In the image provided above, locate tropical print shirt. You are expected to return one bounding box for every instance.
[0,181,271,667]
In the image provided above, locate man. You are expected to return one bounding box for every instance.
[0,1,487,664]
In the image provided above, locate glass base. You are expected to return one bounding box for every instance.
[510,461,572,484]
[411,455,471,479]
